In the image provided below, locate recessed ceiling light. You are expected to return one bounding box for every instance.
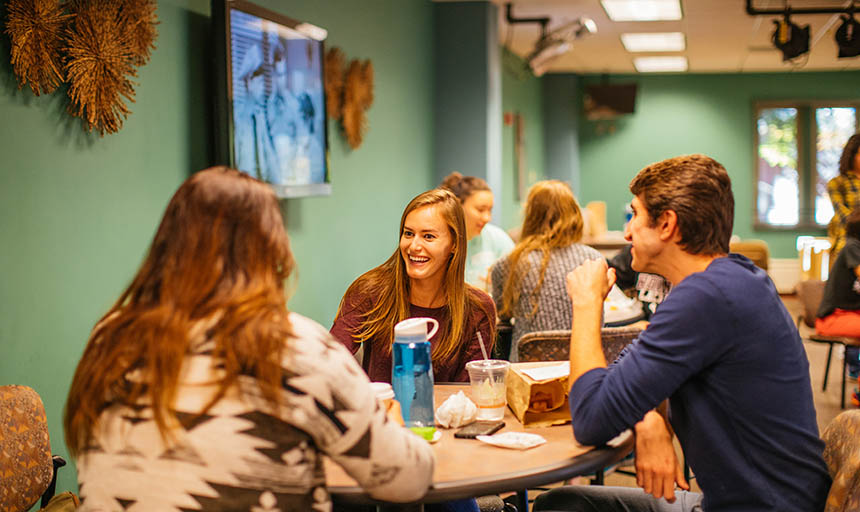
[601,0,682,22]
[621,32,686,52]
[633,56,688,72]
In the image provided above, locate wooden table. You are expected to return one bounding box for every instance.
[326,384,634,511]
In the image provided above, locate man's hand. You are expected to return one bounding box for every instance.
[566,259,615,384]
[565,258,617,308]
[634,410,689,503]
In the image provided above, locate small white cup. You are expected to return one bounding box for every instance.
[370,382,395,408]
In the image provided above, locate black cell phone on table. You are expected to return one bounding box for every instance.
[454,420,505,439]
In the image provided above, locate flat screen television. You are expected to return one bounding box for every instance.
[212,0,330,198]
[583,83,637,121]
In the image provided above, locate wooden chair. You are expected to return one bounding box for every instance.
[0,385,70,511]
[730,239,770,271]
[795,280,860,409]
[493,320,514,361]
[822,410,860,512]
[516,326,642,364]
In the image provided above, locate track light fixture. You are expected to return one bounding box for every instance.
[748,0,860,60]
[836,8,860,58]
[771,10,810,61]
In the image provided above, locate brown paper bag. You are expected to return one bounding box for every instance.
[506,362,571,427]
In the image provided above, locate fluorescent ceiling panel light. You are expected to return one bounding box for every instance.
[633,56,688,72]
[621,32,685,52]
[601,0,682,22]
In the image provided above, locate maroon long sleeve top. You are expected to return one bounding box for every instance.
[330,288,496,383]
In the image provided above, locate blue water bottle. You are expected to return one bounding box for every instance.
[392,317,438,430]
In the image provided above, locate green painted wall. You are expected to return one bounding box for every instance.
[0,0,434,494]
[577,71,860,259]
[500,48,546,231]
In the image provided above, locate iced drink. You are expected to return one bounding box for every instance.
[466,360,510,421]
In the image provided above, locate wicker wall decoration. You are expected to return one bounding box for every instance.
[324,46,374,150]
[324,47,345,121]
[124,0,158,66]
[5,0,72,96]
[341,59,373,149]
[3,0,158,135]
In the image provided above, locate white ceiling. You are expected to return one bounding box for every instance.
[495,0,860,74]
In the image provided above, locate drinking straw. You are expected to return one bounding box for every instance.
[476,331,489,361]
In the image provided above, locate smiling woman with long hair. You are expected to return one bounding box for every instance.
[331,188,496,383]
[490,180,602,360]
[64,167,432,510]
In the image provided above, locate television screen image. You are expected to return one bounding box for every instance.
[213,0,330,198]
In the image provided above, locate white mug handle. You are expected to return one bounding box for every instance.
[425,318,439,340]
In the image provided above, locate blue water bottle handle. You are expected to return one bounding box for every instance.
[399,343,415,423]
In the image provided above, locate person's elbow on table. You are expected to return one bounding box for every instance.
[366,436,435,503]
[568,375,622,446]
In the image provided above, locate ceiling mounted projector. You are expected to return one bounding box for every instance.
[527,18,596,76]
[506,4,596,76]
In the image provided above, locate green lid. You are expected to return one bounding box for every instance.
[409,426,437,441]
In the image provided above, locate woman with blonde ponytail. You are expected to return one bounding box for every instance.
[490,180,601,361]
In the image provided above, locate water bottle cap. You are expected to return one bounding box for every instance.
[394,317,439,342]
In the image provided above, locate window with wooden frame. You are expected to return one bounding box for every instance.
[754,101,859,229]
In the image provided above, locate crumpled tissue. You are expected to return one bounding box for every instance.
[435,391,477,428]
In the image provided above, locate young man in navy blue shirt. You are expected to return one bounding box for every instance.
[535,155,830,512]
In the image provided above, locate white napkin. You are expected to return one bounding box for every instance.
[476,432,547,450]
[435,391,478,428]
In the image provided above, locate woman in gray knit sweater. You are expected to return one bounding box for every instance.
[490,181,601,361]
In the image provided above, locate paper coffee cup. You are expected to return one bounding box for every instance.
[370,382,395,408]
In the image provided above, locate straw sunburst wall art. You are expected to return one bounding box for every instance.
[5,0,71,95]
[324,46,374,150]
[4,0,158,135]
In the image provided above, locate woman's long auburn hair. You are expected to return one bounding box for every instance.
[500,180,584,318]
[336,189,494,362]
[64,167,294,455]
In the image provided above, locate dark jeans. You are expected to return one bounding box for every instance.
[533,486,703,512]
[426,499,480,512]
[847,346,860,376]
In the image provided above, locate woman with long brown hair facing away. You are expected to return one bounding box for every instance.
[490,180,602,361]
[65,167,433,510]
[331,188,496,383]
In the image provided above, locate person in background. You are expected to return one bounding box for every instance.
[607,244,671,319]
[331,188,496,383]
[827,133,860,383]
[817,208,860,405]
[490,180,602,361]
[828,133,860,258]
[535,154,829,512]
[440,172,514,291]
[64,167,433,510]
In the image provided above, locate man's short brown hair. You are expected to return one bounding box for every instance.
[629,154,734,255]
